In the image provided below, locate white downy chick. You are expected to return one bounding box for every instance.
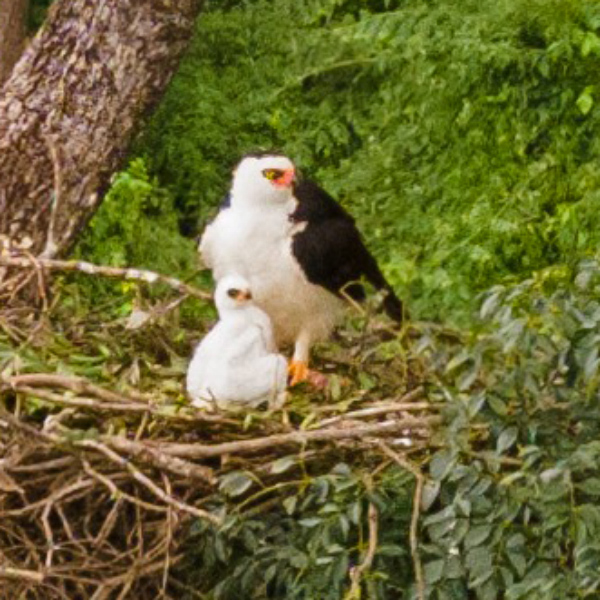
[186,274,287,411]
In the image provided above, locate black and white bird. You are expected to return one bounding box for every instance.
[186,275,287,410]
[199,153,404,385]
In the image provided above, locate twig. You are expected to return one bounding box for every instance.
[8,456,76,473]
[147,416,440,459]
[2,477,94,517]
[41,500,56,569]
[318,401,432,428]
[76,440,220,525]
[41,135,63,260]
[0,566,45,583]
[5,381,228,425]
[378,443,425,600]
[6,374,141,405]
[106,437,216,485]
[81,459,170,514]
[346,500,379,599]
[313,386,425,414]
[0,255,212,301]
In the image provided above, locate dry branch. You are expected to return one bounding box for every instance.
[0,566,45,583]
[379,442,426,600]
[150,416,440,459]
[0,254,211,301]
[76,440,220,525]
[346,500,379,599]
[2,373,232,425]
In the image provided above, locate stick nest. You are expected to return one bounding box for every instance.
[0,259,439,599]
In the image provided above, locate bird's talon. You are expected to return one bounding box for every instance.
[288,360,309,386]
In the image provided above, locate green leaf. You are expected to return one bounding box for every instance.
[421,480,441,511]
[497,427,518,454]
[487,396,508,416]
[581,31,600,57]
[219,471,253,497]
[464,525,492,549]
[577,87,594,115]
[465,546,493,582]
[298,517,321,528]
[270,455,296,474]
[424,559,445,585]
[430,450,456,481]
[283,496,297,515]
[576,478,600,497]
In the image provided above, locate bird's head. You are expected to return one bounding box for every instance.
[231,154,296,207]
[215,274,254,314]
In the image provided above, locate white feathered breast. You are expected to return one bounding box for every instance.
[200,200,344,347]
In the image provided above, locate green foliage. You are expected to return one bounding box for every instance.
[140,0,600,323]
[180,463,414,599]
[71,158,207,317]
[77,158,195,273]
[28,0,53,32]
[419,259,600,599]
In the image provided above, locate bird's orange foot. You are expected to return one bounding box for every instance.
[288,360,309,386]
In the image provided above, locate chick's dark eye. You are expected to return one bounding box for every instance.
[227,289,239,299]
[262,168,284,181]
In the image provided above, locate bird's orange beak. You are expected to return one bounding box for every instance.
[235,290,252,301]
[273,168,295,189]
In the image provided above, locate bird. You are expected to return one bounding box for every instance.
[186,274,288,411]
[199,152,404,385]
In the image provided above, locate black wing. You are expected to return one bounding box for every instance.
[290,179,404,323]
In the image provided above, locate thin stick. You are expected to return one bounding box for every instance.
[0,566,45,583]
[41,135,63,259]
[318,401,432,428]
[378,443,425,600]
[107,437,216,485]
[6,373,141,405]
[0,255,212,301]
[2,478,94,517]
[81,459,170,514]
[77,440,220,525]
[313,386,425,414]
[346,500,379,599]
[149,416,440,459]
[6,383,227,426]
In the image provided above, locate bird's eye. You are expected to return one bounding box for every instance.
[263,168,284,181]
[227,288,239,299]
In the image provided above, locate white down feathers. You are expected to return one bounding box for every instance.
[186,275,287,411]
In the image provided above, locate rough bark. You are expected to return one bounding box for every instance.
[0,0,29,86]
[0,0,201,300]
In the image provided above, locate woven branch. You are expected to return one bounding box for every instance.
[0,254,211,301]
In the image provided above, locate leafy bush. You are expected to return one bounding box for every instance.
[182,463,414,599]
[419,259,600,599]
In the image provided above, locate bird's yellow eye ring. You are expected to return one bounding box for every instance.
[227,288,239,299]
[262,168,284,181]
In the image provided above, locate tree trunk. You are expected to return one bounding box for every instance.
[0,0,201,301]
[0,0,29,86]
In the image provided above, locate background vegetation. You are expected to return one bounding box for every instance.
[129,0,600,324]
[7,0,600,598]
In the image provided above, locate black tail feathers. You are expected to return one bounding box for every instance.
[382,288,405,324]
